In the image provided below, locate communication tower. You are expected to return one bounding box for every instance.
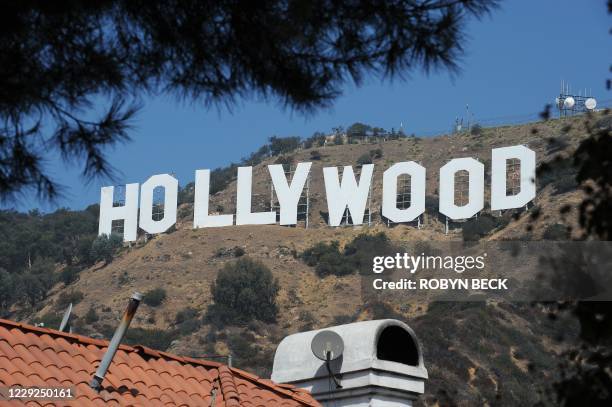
[556,80,597,116]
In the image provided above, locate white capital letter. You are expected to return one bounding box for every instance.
[98,183,139,242]
[382,162,426,222]
[194,169,233,228]
[491,145,536,210]
[269,162,312,225]
[139,174,178,234]
[236,166,276,225]
[323,164,374,226]
[439,158,484,220]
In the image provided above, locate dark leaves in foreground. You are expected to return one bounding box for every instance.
[574,110,612,240]
[0,0,498,201]
[529,106,612,406]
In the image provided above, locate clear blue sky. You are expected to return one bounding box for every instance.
[12,0,611,212]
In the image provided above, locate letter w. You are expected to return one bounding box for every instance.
[323,164,374,226]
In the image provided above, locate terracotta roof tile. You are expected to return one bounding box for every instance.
[13,344,39,366]
[0,340,18,361]
[0,318,320,406]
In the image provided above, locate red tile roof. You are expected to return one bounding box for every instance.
[0,319,320,406]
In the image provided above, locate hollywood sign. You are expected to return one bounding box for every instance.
[99,145,535,242]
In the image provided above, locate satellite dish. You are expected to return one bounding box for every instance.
[58,303,73,333]
[555,97,563,108]
[563,96,575,109]
[585,98,597,110]
[311,330,344,361]
[312,330,344,389]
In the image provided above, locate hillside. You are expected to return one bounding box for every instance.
[3,112,609,406]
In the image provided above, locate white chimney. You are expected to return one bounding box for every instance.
[271,319,428,407]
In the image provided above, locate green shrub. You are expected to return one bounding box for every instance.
[268,136,300,156]
[175,307,199,324]
[310,150,322,160]
[124,327,178,350]
[204,331,217,344]
[18,272,52,307]
[210,165,238,194]
[85,306,99,324]
[176,319,200,335]
[553,175,578,195]
[542,223,569,240]
[356,153,372,166]
[60,266,80,286]
[226,331,257,364]
[462,214,498,241]
[175,307,201,335]
[470,123,483,135]
[316,251,353,277]
[56,290,84,309]
[0,207,98,273]
[214,247,234,258]
[233,247,245,257]
[347,122,371,139]
[309,132,326,147]
[207,257,279,326]
[90,233,123,264]
[537,156,576,195]
[177,182,195,205]
[370,148,383,159]
[344,232,398,275]
[302,232,398,277]
[0,270,15,310]
[303,138,314,149]
[274,155,294,168]
[302,241,341,266]
[143,288,167,307]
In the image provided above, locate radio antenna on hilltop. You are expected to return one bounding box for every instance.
[557,80,597,117]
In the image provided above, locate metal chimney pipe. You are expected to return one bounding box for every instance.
[90,292,142,391]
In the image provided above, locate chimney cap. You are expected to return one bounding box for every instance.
[271,319,427,386]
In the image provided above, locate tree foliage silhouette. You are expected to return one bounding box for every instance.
[531,63,612,407]
[0,0,497,201]
[540,4,612,404]
[543,112,612,407]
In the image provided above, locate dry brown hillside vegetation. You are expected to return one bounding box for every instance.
[21,112,610,406]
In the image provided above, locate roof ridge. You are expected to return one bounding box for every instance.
[0,319,223,368]
[218,365,240,406]
[226,366,319,406]
[0,318,134,350]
